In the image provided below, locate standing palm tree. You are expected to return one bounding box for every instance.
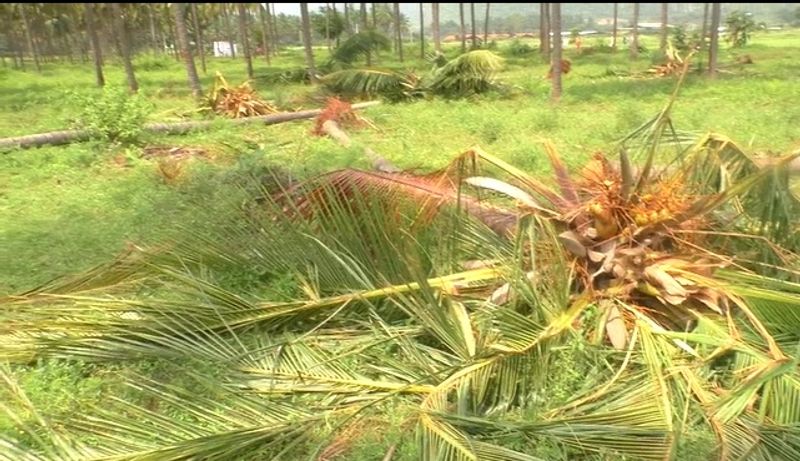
[432,3,441,53]
[611,3,618,50]
[147,3,160,56]
[483,3,491,45]
[223,4,236,58]
[393,3,403,62]
[259,3,271,65]
[19,4,40,72]
[237,3,254,79]
[660,3,668,52]
[631,3,640,60]
[700,3,710,53]
[550,3,562,102]
[84,3,103,87]
[190,3,207,74]
[300,3,316,82]
[540,3,550,59]
[459,3,466,53]
[470,3,477,49]
[708,2,720,78]
[172,3,201,98]
[111,3,138,92]
[419,3,425,58]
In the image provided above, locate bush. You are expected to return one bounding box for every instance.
[507,39,535,56]
[69,86,153,144]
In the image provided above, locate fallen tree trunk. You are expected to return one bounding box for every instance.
[0,101,381,150]
[320,119,398,173]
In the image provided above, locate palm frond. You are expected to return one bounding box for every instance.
[330,30,391,65]
[428,50,504,97]
[320,69,422,101]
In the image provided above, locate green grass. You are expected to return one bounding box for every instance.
[1,29,799,458]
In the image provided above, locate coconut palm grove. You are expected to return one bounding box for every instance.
[1,3,799,460]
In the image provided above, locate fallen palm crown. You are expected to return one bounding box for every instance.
[2,75,800,461]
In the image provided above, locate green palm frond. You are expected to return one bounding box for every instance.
[428,50,505,97]
[330,30,391,65]
[320,69,422,101]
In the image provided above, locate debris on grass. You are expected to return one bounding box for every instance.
[206,72,278,119]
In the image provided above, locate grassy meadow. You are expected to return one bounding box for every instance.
[1,29,799,459]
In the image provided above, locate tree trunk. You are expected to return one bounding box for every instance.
[612,3,618,50]
[360,3,367,31]
[393,3,403,62]
[0,102,381,150]
[550,3,562,102]
[191,4,207,74]
[166,5,180,61]
[371,3,377,28]
[708,2,720,78]
[470,3,477,49]
[419,3,425,58]
[270,3,279,55]
[260,3,272,65]
[223,4,236,58]
[345,3,352,36]
[432,3,441,53]
[172,3,202,99]
[333,3,340,47]
[631,3,639,60]
[360,3,371,65]
[321,120,398,173]
[483,3,491,45]
[660,3,668,52]
[459,4,466,53]
[542,3,553,57]
[111,3,138,93]
[237,4,254,79]
[19,4,41,72]
[148,3,160,56]
[84,3,104,87]
[300,3,317,81]
[700,3,709,52]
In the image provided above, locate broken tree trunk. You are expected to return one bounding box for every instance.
[320,119,398,173]
[0,101,381,150]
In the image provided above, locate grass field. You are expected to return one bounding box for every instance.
[1,30,799,458]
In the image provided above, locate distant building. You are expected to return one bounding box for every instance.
[213,41,238,57]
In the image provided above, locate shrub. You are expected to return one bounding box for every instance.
[69,86,153,144]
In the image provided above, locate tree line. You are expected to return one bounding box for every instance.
[1,3,728,101]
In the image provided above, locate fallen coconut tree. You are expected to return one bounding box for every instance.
[0,101,381,150]
[2,76,800,460]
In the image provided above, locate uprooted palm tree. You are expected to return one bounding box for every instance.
[2,71,800,460]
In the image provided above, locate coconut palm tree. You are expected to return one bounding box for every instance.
[419,2,425,58]
[300,3,317,81]
[540,2,550,58]
[393,3,403,62]
[237,3,254,79]
[19,3,40,72]
[172,3,202,98]
[612,3,618,50]
[459,3,466,53]
[709,2,721,77]
[660,3,669,52]
[432,3,441,53]
[111,2,138,92]
[631,2,640,59]
[550,3,562,101]
[190,3,207,74]
[84,2,103,87]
